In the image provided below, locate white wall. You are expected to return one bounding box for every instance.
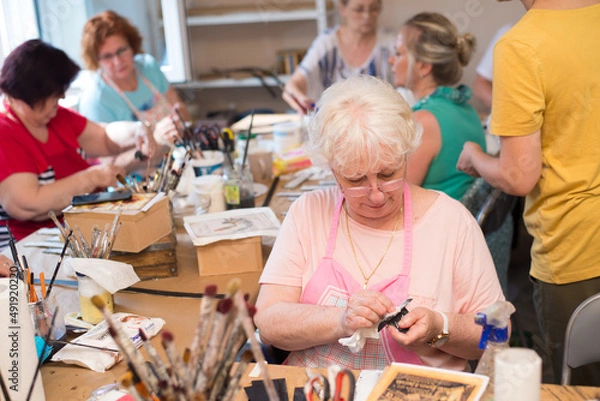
[183,0,526,118]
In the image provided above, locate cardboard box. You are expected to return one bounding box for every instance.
[110,232,178,280]
[196,236,263,276]
[64,196,172,253]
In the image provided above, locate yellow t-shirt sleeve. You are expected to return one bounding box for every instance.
[490,38,545,137]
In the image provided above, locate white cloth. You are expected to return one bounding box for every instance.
[66,258,140,294]
[476,24,513,81]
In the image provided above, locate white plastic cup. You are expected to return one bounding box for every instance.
[495,348,541,401]
[194,174,226,213]
[273,121,302,154]
[191,150,224,177]
[77,273,114,325]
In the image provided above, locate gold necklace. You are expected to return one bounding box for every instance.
[345,199,404,289]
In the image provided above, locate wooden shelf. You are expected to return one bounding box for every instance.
[175,74,291,89]
[187,9,323,26]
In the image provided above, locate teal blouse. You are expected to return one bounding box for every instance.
[412,85,486,200]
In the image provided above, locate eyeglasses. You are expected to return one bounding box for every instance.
[98,46,131,63]
[349,5,381,15]
[339,177,405,197]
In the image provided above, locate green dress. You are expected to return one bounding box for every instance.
[412,85,486,200]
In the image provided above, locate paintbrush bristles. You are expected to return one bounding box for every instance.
[91,295,108,311]
[98,285,270,401]
[226,278,241,297]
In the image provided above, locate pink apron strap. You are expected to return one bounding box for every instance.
[402,181,413,275]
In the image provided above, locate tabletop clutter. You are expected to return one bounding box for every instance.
[0,114,557,401]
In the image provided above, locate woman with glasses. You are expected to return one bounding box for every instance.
[282,0,395,114]
[388,12,485,200]
[0,40,155,247]
[255,76,504,370]
[79,10,189,172]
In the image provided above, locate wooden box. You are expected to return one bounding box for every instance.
[63,196,172,253]
[195,236,262,276]
[110,231,178,280]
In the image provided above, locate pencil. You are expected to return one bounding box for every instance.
[39,272,47,299]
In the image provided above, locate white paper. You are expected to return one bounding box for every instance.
[51,312,165,372]
[183,207,281,246]
[65,258,140,294]
[354,370,382,401]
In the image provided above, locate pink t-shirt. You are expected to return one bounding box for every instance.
[260,186,505,370]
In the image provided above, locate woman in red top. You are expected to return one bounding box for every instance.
[0,40,155,246]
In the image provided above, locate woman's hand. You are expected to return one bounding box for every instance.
[86,164,126,189]
[134,122,157,160]
[153,115,181,146]
[282,89,314,115]
[0,255,14,277]
[387,306,443,351]
[341,290,396,337]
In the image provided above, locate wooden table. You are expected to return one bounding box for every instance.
[247,365,599,401]
[7,174,597,400]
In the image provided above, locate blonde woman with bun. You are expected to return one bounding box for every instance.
[389,12,485,200]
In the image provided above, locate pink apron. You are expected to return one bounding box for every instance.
[285,182,423,369]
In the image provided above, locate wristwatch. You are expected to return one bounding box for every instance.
[428,311,449,348]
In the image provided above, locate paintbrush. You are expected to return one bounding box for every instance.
[188,285,218,371]
[240,110,255,174]
[104,221,122,258]
[51,339,119,353]
[220,350,254,401]
[232,290,279,401]
[46,230,71,298]
[74,225,91,257]
[47,211,68,240]
[139,329,172,386]
[116,173,132,191]
[161,331,193,399]
[208,305,251,401]
[195,298,233,393]
[6,226,23,279]
[120,371,145,401]
[128,363,159,401]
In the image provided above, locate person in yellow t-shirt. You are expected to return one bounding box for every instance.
[456,0,600,386]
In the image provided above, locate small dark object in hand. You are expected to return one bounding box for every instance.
[378,306,410,333]
[134,150,148,161]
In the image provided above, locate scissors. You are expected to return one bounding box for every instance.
[304,373,330,401]
[332,370,355,401]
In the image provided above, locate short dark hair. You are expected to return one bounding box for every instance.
[0,39,80,108]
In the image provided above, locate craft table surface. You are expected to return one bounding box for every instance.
[6,174,596,400]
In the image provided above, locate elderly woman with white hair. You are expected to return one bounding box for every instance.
[254,75,504,371]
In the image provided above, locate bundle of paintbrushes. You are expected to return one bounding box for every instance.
[121,147,193,195]
[90,279,279,401]
[48,209,121,259]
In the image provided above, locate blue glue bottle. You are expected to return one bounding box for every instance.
[474,300,516,400]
